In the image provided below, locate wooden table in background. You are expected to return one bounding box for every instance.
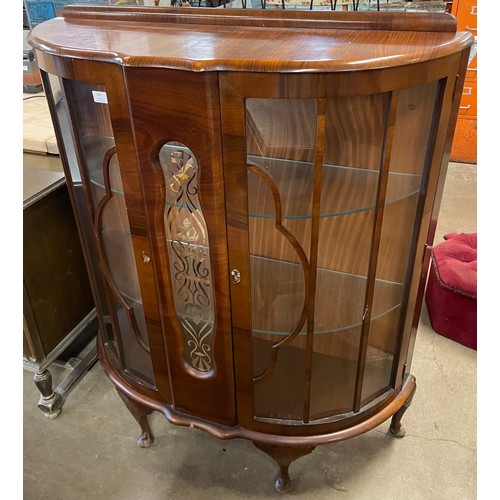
[23,154,98,418]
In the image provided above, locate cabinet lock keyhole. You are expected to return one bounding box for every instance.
[231,269,241,283]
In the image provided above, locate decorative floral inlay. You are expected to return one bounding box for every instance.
[160,142,215,374]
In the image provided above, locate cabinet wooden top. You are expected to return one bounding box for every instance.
[29,6,473,73]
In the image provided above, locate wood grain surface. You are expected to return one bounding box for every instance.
[32,5,471,448]
[29,6,472,73]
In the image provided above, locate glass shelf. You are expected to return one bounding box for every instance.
[83,145,419,222]
[247,155,421,220]
[168,253,402,340]
[249,255,402,337]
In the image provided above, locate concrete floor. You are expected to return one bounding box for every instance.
[23,162,477,499]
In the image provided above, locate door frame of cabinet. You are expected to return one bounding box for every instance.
[123,66,237,427]
[38,54,171,403]
[220,51,468,437]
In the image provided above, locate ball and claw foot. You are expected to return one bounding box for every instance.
[34,370,63,419]
[389,382,416,439]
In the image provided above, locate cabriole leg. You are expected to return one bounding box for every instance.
[254,442,316,493]
[116,389,154,448]
[33,369,63,419]
[390,382,417,438]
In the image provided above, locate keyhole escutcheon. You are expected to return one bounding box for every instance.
[231,269,241,284]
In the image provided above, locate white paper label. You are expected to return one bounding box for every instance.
[23,65,28,72]
[92,90,108,104]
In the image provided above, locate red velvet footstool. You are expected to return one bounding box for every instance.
[425,232,477,350]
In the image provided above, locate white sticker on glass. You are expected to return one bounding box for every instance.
[92,90,108,104]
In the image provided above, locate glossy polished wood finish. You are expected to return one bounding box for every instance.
[29,7,472,73]
[116,388,155,448]
[31,5,472,491]
[62,4,458,32]
[124,67,236,426]
[99,331,418,447]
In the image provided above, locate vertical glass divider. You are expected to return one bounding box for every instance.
[352,91,399,413]
[303,99,327,423]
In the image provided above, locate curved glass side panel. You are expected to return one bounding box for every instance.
[160,142,215,375]
[44,72,114,354]
[41,71,118,356]
[45,74,81,182]
[360,81,440,404]
[61,78,154,386]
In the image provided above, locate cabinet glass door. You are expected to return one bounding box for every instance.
[231,80,441,424]
[44,75,155,387]
[247,98,317,420]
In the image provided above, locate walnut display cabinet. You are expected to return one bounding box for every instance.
[30,5,472,492]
